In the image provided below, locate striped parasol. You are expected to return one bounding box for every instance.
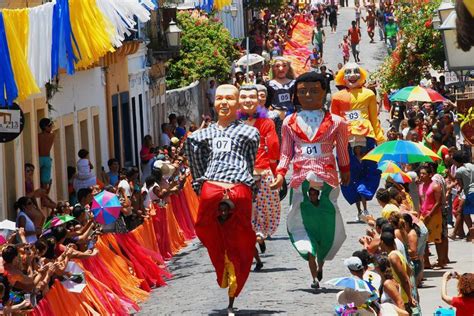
[389,85,445,103]
[382,171,413,183]
[377,161,402,173]
[363,140,441,164]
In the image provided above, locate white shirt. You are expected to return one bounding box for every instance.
[296,110,324,140]
[118,179,131,197]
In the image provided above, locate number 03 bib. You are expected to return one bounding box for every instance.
[345,110,362,122]
[301,143,322,158]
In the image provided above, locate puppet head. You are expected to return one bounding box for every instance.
[269,56,295,80]
[238,85,259,116]
[294,72,327,111]
[256,84,268,107]
[335,62,368,90]
[215,84,240,122]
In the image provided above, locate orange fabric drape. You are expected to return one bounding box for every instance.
[30,183,202,315]
[166,203,187,254]
[183,177,200,223]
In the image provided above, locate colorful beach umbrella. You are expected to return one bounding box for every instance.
[377,160,402,173]
[363,140,441,164]
[389,85,445,103]
[325,277,375,293]
[91,190,122,225]
[382,171,413,183]
[43,215,76,230]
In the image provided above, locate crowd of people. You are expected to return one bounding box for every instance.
[1,112,199,314]
[2,1,473,316]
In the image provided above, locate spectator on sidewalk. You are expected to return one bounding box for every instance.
[24,163,56,209]
[385,16,398,52]
[38,118,55,193]
[106,158,120,186]
[453,151,474,241]
[73,149,96,192]
[441,271,474,316]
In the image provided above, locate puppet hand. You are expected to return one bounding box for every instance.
[270,174,284,190]
[340,171,350,186]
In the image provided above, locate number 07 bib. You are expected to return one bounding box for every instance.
[212,137,232,153]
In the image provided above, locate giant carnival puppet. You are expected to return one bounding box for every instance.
[266,56,296,140]
[185,84,260,314]
[265,56,297,201]
[239,85,280,271]
[271,72,350,290]
[330,62,385,221]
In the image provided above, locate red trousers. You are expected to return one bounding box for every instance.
[195,182,256,297]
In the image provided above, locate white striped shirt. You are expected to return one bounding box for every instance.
[277,110,350,188]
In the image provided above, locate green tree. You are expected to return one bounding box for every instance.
[244,0,287,13]
[374,0,445,94]
[165,12,240,89]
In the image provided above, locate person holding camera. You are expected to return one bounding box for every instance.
[185,84,260,314]
[441,271,474,316]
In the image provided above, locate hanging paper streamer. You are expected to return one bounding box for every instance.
[214,0,232,10]
[69,0,115,69]
[0,13,18,107]
[2,9,40,101]
[28,2,54,87]
[51,0,78,77]
[0,0,155,104]
[200,0,215,13]
[96,0,156,48]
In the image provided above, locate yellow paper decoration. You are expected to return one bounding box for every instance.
[464,0,474,17]
[2,9,40,101]
[214,0,232,11]
[69,0,115,69]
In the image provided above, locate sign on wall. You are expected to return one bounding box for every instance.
[0,103,25,143]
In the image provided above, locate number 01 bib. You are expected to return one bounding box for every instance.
[301,143,322,158]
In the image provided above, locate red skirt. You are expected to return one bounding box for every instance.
[195,182,256,298]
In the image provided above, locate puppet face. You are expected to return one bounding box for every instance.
[239,88,259,114]
[257,90,267,106]
[215,85,239,121]
[344,63,364,89]
[296,81,325,110]
[273,60,289,79]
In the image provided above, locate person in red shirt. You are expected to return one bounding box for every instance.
[239,85,280,271]
[347,21,361,62]
[441,271,474,316]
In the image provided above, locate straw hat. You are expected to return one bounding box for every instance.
[153,160,173,178]
[337,288,371,307]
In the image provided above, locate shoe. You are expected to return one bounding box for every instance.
[311,280,320,289]
[254,262,263,272]
[356,214,362,222]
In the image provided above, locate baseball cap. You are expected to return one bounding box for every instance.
[344,256,364,272]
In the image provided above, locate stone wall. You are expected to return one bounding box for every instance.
[165,79,208,125]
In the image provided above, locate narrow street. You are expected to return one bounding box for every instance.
[140,5,388,315]
[140,3,474,316]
